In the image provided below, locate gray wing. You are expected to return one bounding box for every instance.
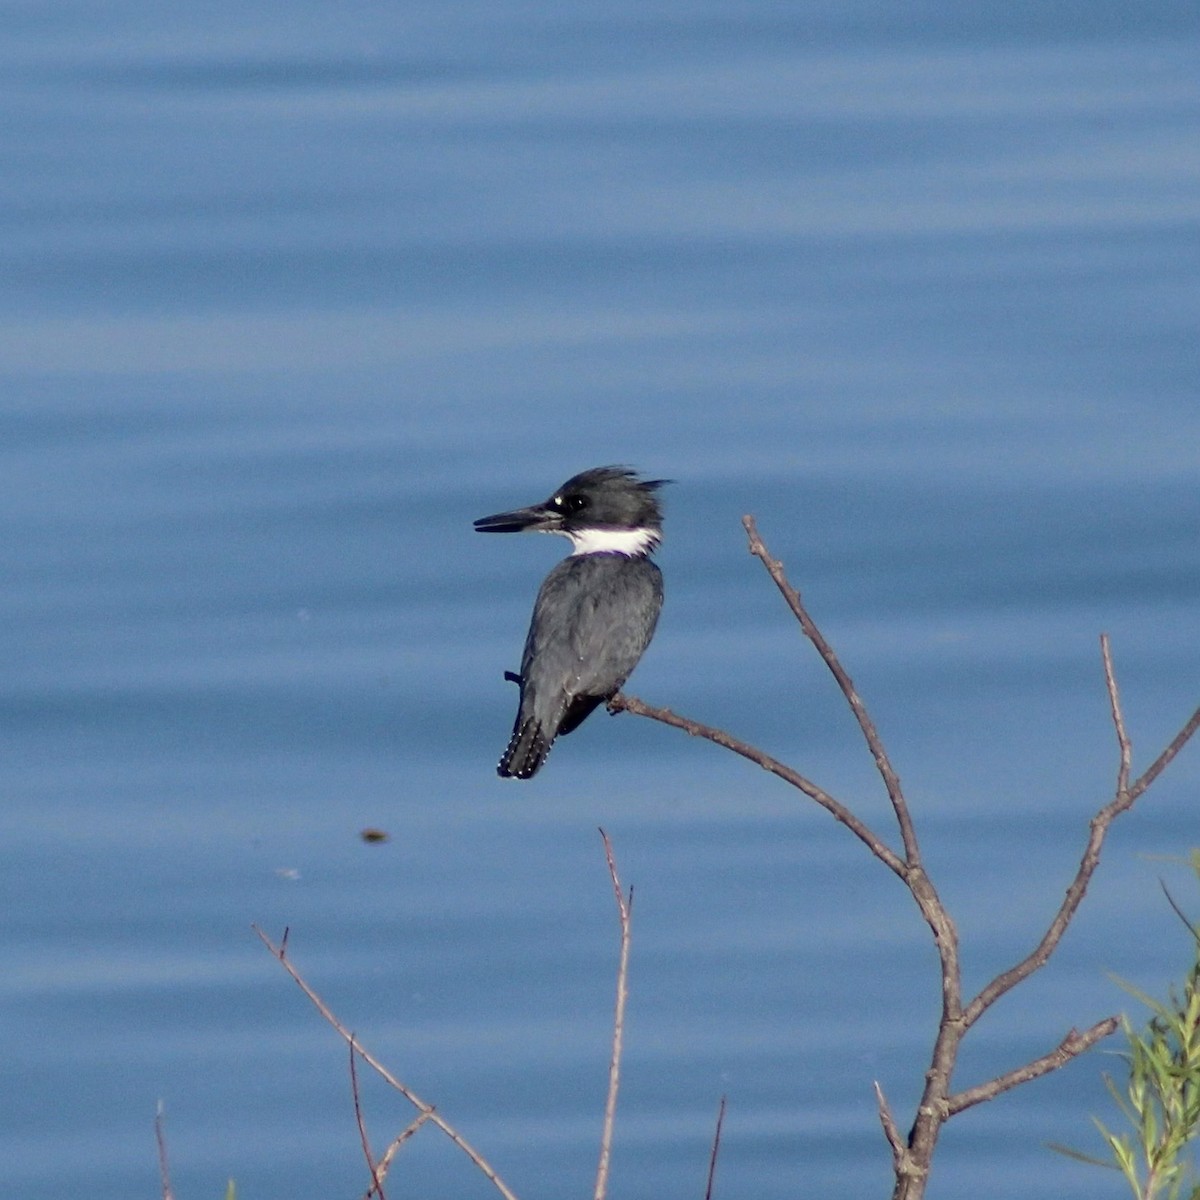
[521,555,662,717]
[498,556,662,777]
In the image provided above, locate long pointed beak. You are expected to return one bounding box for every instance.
[473,503,562,534]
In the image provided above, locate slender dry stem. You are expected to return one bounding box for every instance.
[154,1101,175,1200]
[704,1096,727,1200]
[595,829,633,1200]
[349,1035,385,1199]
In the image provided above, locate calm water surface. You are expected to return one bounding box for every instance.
[2,3,1198,1198]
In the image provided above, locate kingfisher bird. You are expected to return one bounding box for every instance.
[474,466,666,779]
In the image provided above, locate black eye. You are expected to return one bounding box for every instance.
[552,493,587,515]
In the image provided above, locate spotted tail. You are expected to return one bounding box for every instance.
[498,718,554,779]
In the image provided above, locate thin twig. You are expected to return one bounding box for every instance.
[1127,704,1200,802]
[945,1017,1119,1115]
[253,925,520,1200]
[372,1112,434,1195]
[873,1081,906,1169]
[742,515,920,866]
[704,1096,727,1200]
[1100,634,1132,797]
[607,694,904,877]
[154,1101,175,1200]
[595,829,632,1200]
[350,1035,386,1200]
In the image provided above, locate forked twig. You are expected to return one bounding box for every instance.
[595,829,633,1200]
[253,925,519,1200]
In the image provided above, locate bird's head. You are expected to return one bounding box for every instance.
[474,466,668,556]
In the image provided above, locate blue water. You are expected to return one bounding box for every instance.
[2,3,1198,1198]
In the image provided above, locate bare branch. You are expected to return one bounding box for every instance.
[349,1035,386,1200]
[965,650,1200,1027]
[607,694,904,877]
[253,926,520,1200]
[946,1017,1119,1116]
[154,1101,175,1200]
[742,515,920,865]
[595,830,632,1200]
[703,1096,727,1200]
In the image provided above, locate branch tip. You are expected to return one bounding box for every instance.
[704,1095,728,1200]
[873,1080,906,1164]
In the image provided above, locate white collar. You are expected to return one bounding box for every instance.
[562,526,659,557]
